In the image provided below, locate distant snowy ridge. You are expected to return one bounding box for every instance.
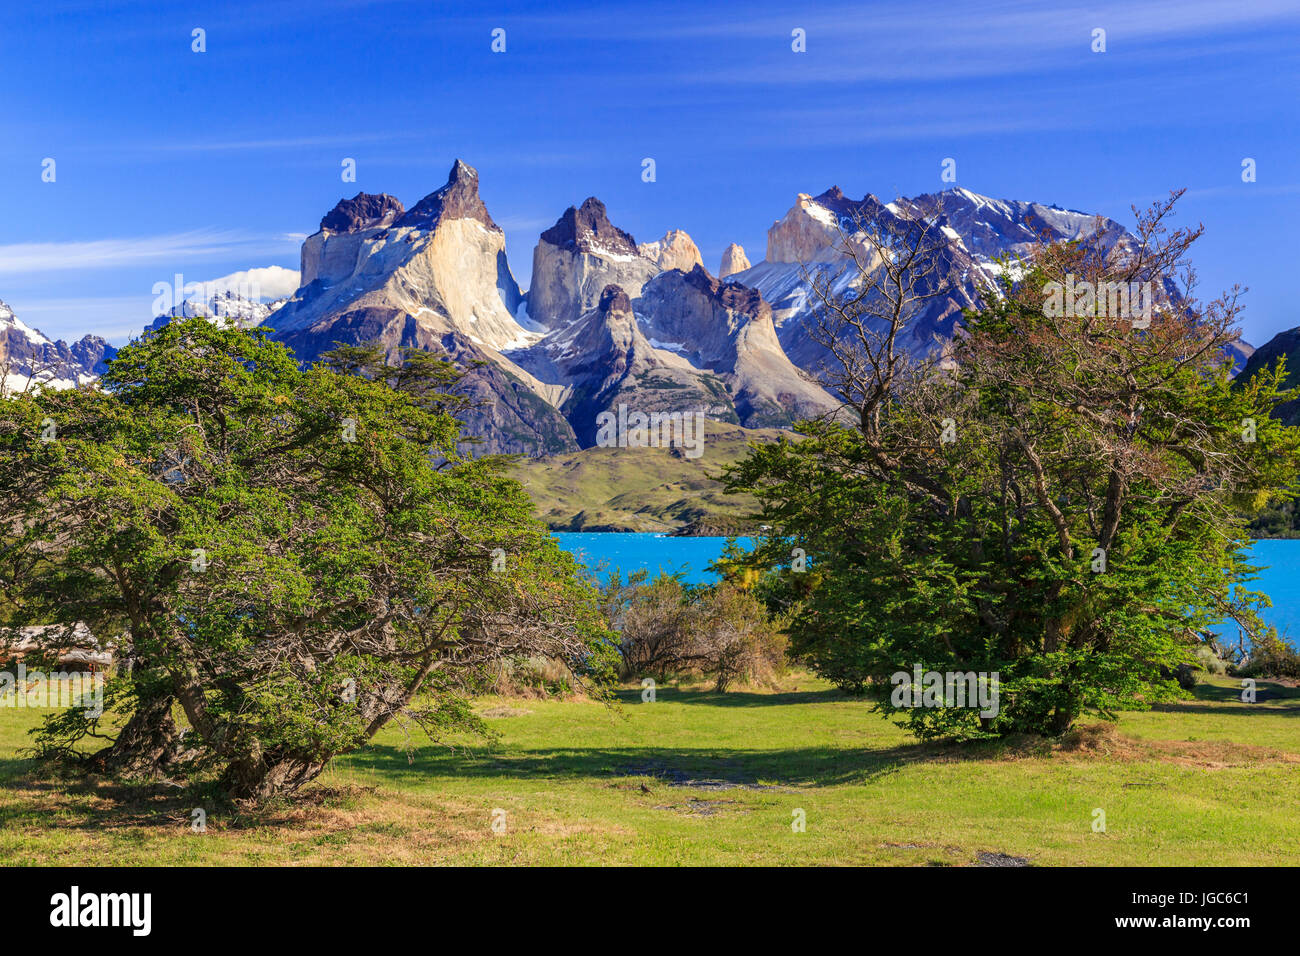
[0,298,115,395]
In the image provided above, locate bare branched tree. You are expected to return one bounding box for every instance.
[804,198,959,440]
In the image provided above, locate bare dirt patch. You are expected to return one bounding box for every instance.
[617,761,795,792]
[976,850,1031,867]
[653,797,749,816]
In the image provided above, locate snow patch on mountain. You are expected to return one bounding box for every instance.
[1,298,115,395]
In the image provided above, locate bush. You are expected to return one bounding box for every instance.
[609,574,786,691]
[616,575,699,677]
[487,655,580,698]
[1238,638,1300,680]
[697,583,788,691]
[1195,645,1227,678]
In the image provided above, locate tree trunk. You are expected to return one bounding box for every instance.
[1048,708,1073,736]
[220,753,330,801]
[87,694,197,778]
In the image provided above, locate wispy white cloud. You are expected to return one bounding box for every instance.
[543,0,1300,84]
[86,131,426,161]
[0,231,299,275]
[625,0,1300,41]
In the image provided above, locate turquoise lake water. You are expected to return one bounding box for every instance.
[554,532,1300,645]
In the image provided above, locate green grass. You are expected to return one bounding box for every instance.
[1,674,1298,866]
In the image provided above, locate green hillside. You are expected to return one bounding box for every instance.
[1237,326,1300,425]
[511,421,787,533]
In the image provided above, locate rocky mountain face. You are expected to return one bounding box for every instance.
[510,199,836,442]
[719,243,751,278]
[264,173,838,454]
[638,229,703,274]
[511,285,739,447]
[20,166,1265,458]
[274,162,531,360]
[263,161,577,455]
[634,265,836,427]
[526,198,660,330]
[0,299,116,394]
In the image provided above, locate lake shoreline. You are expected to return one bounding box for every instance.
[553,532,1299,644]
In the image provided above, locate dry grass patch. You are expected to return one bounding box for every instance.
[1052,722,1300,768]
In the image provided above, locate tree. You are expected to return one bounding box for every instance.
[721,193,1300,738]
[0,319,618,799]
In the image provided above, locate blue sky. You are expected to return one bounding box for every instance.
[2,0,1298,346]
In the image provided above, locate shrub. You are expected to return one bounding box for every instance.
[610,574,786,691]
[1238,638,1300,680]
[1195,645,1227,678]
[696,583,787,691]
[487,655,580,698]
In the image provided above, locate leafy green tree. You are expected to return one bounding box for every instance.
[0,319,617,799]
[721,193,1300,738]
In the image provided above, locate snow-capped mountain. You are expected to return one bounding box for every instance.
[0,299,115,395]
[13,166,1259,454]
[165,175,1264,451]
[146,289,288,334]
[731,185,1253,374]
[730,186,1126,370]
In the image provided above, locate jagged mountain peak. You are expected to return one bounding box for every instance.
[1,298,116,393]
[597,284,633,314]
[680,264,763,313]
[397,158,498,232]
[320,193,406,233]
[638,229,704,273]
[909,186,1128,259]
[719,243,751,279]
[808,186,892,222]
[529,198,658,329]
[811,185,866,208]
[540,197,640,257]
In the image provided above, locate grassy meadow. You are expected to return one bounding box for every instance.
[1,673,1297,866]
